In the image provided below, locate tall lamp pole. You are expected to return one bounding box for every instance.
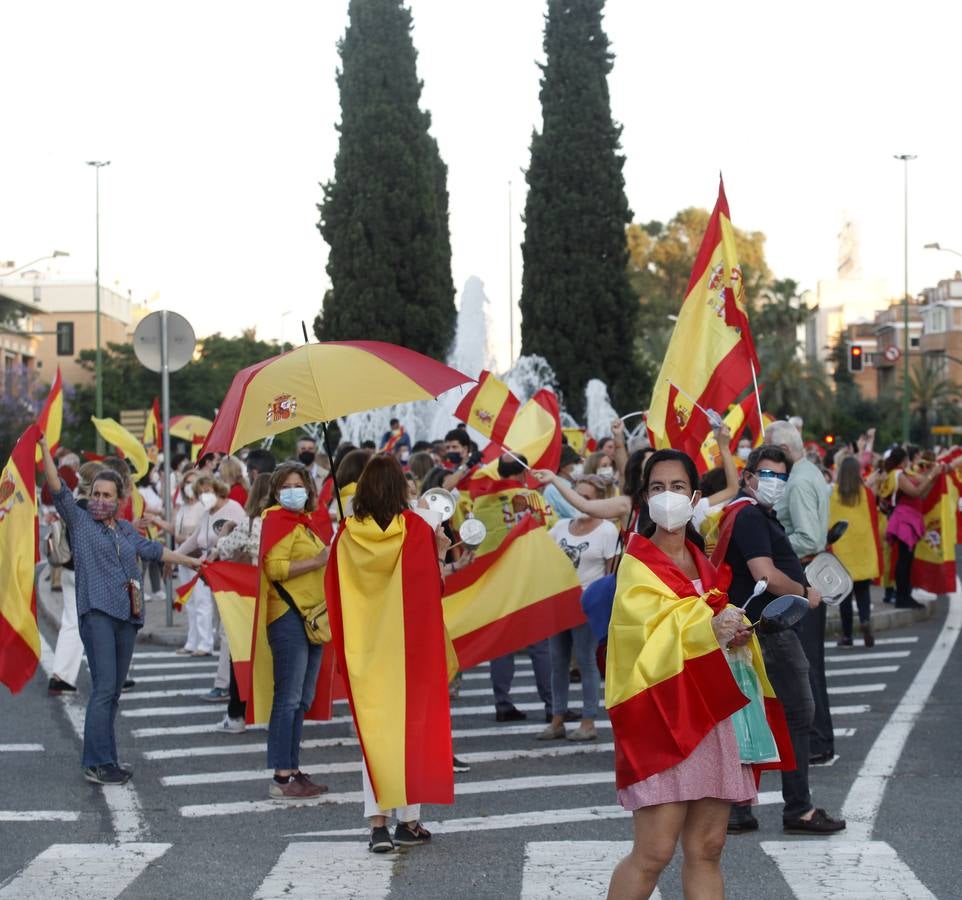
[86,160,110,453]
[894,153,916,444]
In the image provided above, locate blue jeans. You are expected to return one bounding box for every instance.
[78,610,138,768]
[549,623,600,718]
[490,640,552,714]
[267,609,323,771]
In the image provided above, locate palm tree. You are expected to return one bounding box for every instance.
[901,358,962,445]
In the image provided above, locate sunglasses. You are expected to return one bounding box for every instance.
[757,469,789,482]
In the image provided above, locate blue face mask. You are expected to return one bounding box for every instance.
[278,487,308,511]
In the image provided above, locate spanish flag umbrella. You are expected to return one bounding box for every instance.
[200,340,473,457]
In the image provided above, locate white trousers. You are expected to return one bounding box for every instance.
[52,569,84,687]
[183,577,215,653]
[214,621,231,689]
[361,760,420,822]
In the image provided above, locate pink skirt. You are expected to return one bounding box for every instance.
[886,504,925,549]
[617,718,757,811]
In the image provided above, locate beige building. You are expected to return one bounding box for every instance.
[0,293,40,394]
[0,275,134,386]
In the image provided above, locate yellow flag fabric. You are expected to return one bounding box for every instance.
[91,416,149,481]
[648,178,758,464]
[829,485,882,582]
[912,473,958,593]
[35,367,63,462]
[0,425,41,693]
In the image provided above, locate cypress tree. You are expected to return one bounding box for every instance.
[520,0,639,419]
[317,0,456,360]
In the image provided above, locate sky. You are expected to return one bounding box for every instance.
[3,0,962,371]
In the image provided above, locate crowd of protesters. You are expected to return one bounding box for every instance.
[36,412,957,892]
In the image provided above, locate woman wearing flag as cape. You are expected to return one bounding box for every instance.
[325,454,454,854]
[605,449,789,900]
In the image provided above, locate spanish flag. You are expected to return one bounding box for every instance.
[562,427,595,456]
[442,515,583,669]
[607,534,751,787]
[697,392,759,471]
[143,397,162,448]
[648,177,759,464]
[246,507,334,723]
[91,416,149,481]
[830,485,882,582]
[35,367,63,462]
[454,370,521,446]
[325,510,453,811]
[911,472,958,594]
[0,425,41,694]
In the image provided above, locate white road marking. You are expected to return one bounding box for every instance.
[0,744,44,752]
[831,704,871,715]
[125,660,218,672]
[834,728,856,738]
[120,687,209,699]
[254,842,393,899]
[826,683,886,695]
[761,840,936,899]
[0,843,171,899]
[126,672,219,684]
[521,841,663,900]
[131,651,185,658]
[182,771,618,818]
[825,666,899,678]
[286,805,629,839]
[163,743,615,787]
[823,636,918,649]
[841,585,962,840]
[824,651,911,663]
[0,811,80,822]
[123,699,558,721]
[39,635,147,842]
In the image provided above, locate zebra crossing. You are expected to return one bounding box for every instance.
[1,630,945,898]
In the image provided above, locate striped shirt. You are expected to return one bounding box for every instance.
[52,483,165,625]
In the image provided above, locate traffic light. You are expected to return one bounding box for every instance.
[848,344,864,372]
[824,434,836,447]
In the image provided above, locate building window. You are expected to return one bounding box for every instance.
[56,322,74,356]
[910,336,920,348]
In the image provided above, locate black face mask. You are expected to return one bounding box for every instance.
[298,451,316,466]
[445,451,463,465]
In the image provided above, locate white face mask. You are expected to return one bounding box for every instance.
[568,464,584,479]
[597,466,614,479]
[754,476,786,508]
[647,490,695,532]
[199,491,217,510]
[183,483,195,499]
[737,446,751,461]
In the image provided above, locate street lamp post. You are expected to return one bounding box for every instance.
[923,242,962,260]
[86,160,110,453]
[894,153,916,444]
[0,250,70,279]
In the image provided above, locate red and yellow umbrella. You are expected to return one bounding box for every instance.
[200,340,474,456]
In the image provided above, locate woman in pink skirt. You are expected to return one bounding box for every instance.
[606,450,766,900]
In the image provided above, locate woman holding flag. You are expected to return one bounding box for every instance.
[605,449,780,900]
[325,454,454,853]
[39,436,202,785]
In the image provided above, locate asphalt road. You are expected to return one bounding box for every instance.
[1,596,959,899]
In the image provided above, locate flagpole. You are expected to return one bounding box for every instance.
[750,362,764,436]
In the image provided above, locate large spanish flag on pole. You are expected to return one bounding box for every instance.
[442,515,583,669]
[35,368,63,462]
[911,472,958,594]
[325,510,453,811]
[454,370,521,446]
[648,177,759,465]
[0,425,41,694]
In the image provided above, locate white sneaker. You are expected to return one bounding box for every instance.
[214,714,246,734]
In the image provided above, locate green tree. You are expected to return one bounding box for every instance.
[316,0,456,361]
[626,210,770,390]
[65,330,286,452]
[519,0,639,420]
[901,358,962,446]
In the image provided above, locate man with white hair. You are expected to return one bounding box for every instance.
[764,419,835,765]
